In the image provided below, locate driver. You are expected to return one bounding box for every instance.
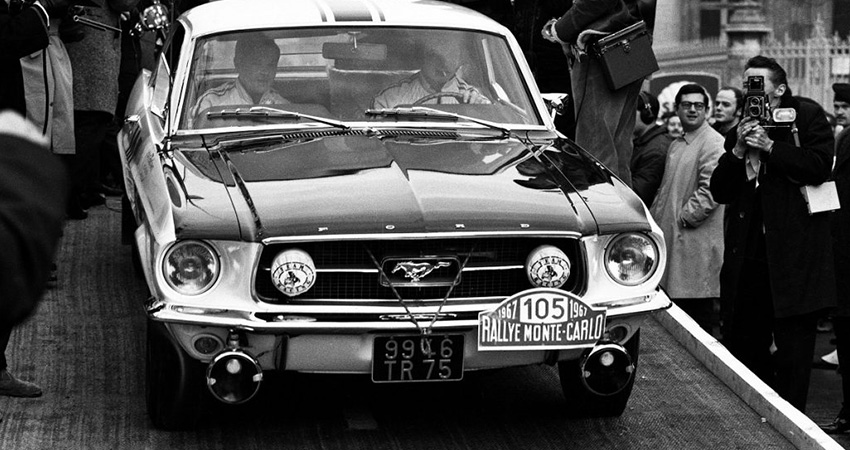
[194,34,289,113]
[372,46,490,109]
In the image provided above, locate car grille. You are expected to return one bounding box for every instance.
[254,237,585,304]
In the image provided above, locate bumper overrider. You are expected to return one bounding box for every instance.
[144,233,671,404]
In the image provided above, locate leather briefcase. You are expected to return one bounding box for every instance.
[591,21,658,91]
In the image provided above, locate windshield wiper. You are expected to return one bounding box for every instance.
[206,106,350,130]
[365,106,511,138]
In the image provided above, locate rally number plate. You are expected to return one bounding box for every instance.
[372,334,464,383]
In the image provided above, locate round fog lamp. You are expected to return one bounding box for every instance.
[270,248,316,297]
[207,350,263,404]
[193,335,223,355]
[606,325,629,343]
[525,245,571,288]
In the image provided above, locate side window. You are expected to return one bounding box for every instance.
[150,24,187,122]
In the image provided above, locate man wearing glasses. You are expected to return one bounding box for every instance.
[650,83,725,336]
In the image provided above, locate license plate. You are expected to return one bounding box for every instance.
[372,334,464,383]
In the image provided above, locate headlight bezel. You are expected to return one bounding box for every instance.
[603,232,659,287]
[162,239,221,296]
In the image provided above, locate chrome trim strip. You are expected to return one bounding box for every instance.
[148,290,672,331]
[315,268,380,274]
[462,265,523,272]
[267,266,523,273]
[274,297,501,305]
[261,230,582,245]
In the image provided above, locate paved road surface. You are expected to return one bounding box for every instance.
[0,200,823,449]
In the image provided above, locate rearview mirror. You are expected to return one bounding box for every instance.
[322,42,387,61]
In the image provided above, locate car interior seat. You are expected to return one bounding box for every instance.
[328,68,417,119]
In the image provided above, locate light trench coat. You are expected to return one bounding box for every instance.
[21,20,75,155]
[650,121,725,298]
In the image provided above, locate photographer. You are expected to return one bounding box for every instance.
[710,55,835,412]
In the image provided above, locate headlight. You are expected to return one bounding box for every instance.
[604,233,658,286]
[525,245,571,288]
[162,240,220,295]
[270,248,316,297]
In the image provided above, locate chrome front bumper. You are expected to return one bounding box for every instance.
[154,289,671,374]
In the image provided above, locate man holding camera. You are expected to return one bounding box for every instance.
[710,55,835,412]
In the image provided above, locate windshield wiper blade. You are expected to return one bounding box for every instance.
[365,106,511,137]
[206,106,350,130]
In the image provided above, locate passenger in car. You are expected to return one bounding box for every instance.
[371,46,490,109]
[193,34,289,115]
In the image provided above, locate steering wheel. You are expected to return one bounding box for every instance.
[412,91,466,106]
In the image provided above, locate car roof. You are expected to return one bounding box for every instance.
[181,0,507,37]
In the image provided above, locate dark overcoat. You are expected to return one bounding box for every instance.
[832,127,850,317]
[631,123,671,205]
[0,112,68,327]
[710,94,836,318]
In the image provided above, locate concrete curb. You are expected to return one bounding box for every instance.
[653,303,843,450]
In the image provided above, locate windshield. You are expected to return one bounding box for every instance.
[181,27,541,130]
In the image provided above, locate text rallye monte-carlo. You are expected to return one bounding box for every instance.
[118,0,671,429]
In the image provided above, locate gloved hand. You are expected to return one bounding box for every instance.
[461,88,489,105]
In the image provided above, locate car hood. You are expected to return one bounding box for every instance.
[168,133,650,241]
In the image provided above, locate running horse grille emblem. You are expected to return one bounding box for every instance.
[392,261,451,283]
[380,257,461,287]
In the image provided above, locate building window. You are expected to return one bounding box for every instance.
[700,9,721,39]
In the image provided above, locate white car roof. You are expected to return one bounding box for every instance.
[182,0,508,37]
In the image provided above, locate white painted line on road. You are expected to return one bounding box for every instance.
[653,303,843,450]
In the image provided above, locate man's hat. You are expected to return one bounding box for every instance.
[834,83,850,103]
